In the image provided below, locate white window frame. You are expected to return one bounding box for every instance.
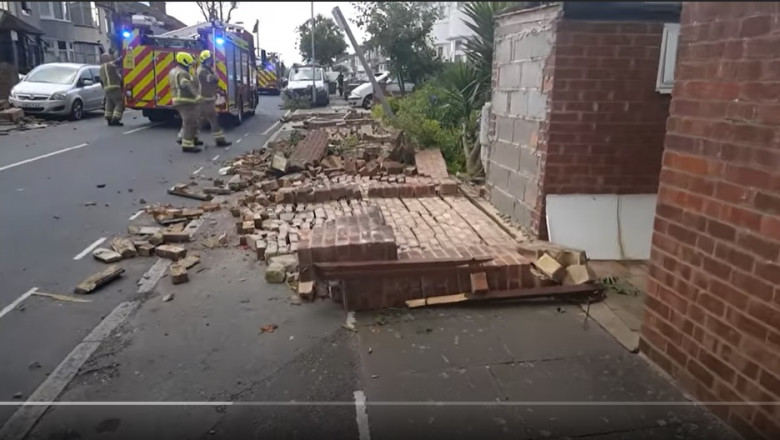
[39,2,70,21]
[0,2,10,12]
[69,2,98,28]
[656,23,679,94]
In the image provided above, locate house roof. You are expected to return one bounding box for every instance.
[98,1,186,30]
[0,9,44,34]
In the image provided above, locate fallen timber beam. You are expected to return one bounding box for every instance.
[313,257,493,279]
[405,284,603,308]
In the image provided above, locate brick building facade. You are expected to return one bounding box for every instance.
[486,2,678,238]
[641,3,780,439]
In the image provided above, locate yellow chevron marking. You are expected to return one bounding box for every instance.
[125,49,153,85]
[132,70,154,97]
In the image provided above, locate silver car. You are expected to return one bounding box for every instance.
[9,63,105,120]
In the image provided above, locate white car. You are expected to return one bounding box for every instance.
[9,63,105,120]
[284,66,329,107]
[348,72,415,109]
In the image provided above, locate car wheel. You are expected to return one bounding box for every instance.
[70,99,84,121]
[362,94,373,110]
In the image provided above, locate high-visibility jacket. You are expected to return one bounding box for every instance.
[99,61,121,91]
[197,65,218,101]
[169,65,198,106]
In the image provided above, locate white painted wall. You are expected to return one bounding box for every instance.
[432,1,475,62]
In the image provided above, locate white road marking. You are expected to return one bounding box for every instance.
[0,288,38,320]
[0,143,88,172]
[0,301,139,440]
[128,210,144,221]
[236,138,242,144]
[354,391,371,440]
[137,258,171,294]
[192,166,204,176]
[123,123,160,135]
[225,147,230,151]
[0,401,768,406]
[73,237,106,260]
[262,121,280,136]
[212,155,220,161]
[243,133,249,138]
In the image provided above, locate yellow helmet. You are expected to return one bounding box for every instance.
[175,52,194,67]
[199,50,212,63]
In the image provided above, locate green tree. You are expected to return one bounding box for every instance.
[352,2,442,94]
[296,14,348,66]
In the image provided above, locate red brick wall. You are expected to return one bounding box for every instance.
[545,20,671,195]
[641,3,780,439]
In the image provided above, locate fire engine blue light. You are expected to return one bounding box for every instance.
[122,31,131,38]
[216,37,225,45]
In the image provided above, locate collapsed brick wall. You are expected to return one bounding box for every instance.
[486,5,560,235]
[640,3,780,439]
[547,21,671,195]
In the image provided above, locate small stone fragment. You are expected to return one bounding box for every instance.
[170,264,189,284]
[92,248,122,263]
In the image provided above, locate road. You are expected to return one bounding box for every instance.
[0,96,285,426]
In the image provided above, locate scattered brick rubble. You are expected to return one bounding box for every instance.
[0,101,60,134]
[82,108,600,307]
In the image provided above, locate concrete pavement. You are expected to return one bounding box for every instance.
[0,97,284,427]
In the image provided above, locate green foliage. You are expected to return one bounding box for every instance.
[461,2,513,103]
[352,2,443,91]
[373,84,464,173]
[296,14,348,66]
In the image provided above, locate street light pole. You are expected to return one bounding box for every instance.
[310,1,316,105]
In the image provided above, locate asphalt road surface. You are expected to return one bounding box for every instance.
[0,96,284,427]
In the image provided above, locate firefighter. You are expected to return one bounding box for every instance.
[337,72,344,97]
[170,52,201,153]
[99,53,124,126]
[176,61,203,146]
[197,50,231,147]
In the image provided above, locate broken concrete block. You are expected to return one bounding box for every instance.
[203,187,233,195]
[170,264,189,284]
[562,264,597,286]
[298,281,314,299]
[260,179,280,192]
[227,174,246,191]
[535,253,565,282]
[269,254,298,273]
[111,238,137,258]
[265,263,286,283]
[200,202,221,212]
[179,208,204,219]
[149,231,164,246]
[137,243,155,257]
[238,220,255,235]
[0,108,24,123]
[92,248,122,263]
[271,153,288,173]
[180,254,200,270]
[163,231,191,243]
[155,245,187,261]
[556,249,589,267]
[74,265,124,294]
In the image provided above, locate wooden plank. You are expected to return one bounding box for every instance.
[314,257,492,279]
[167,186,213,201]
[74,265,125,294]
[405,284,602,309]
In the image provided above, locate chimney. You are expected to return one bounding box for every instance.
[149,2,166,15]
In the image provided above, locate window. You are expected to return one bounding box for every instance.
[78,69,93,85]
[73,42,100,64]
[39,2,70,21]
[43,38,75,62]
[454,40,463,50]
[437,46,444,57]
[89,67,100,82]
[70,2,98,27]
[0,2,9,12]
[21,2,32,14]
[656,23,679,94]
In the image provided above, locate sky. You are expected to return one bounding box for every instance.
[164,2,368,65]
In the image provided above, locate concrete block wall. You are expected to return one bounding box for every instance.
[486,4,561,234]
[546,21,671,195]
[641,3,780,439]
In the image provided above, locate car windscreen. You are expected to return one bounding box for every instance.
[289,68,322,81]
[24,65,79,85]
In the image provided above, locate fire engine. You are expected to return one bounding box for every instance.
[119,15,258,125]
[256,49,282,96]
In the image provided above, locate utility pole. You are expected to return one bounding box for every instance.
[331,6,394,118]
[310,1,316,105]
